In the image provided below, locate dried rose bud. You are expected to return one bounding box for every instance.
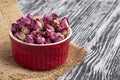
[23,17,31,25]
[17,17,31,26]
[14,32,26,41]
[32,14,41,20]
[26,14,32,19]
[39,20,44,27]
[31,30,45,37]
[25,35,35,43]
[36,36,45,44]
[55,24,62,32]
[11,23,20,32]
[38,31,46,36]
[31,30,39,36]
[45,28,54,37]
[45,38,52,44]
[17,19,24,26]
[27,14,41,20]
[22,27,30,34]
[61,17,69,28]
[42,14,51,24]
[51,32,64,42]
[51,13,58,18]
[62,27,70,38]
[45,24,55,31]
[31,20,43,30]
[52,18,60,25]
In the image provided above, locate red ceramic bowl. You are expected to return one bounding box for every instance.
[9,27,72,70]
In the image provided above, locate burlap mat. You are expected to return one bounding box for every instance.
[0,0,87,80]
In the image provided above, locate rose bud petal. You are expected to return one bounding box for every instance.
[51,33,64,42]
[31,30,40,36]
[11,23,20,32]
[45,24,55,31]
[17,19,24,26]
[42,14,51,24]
[31,20,35,27]
[25,35,35,43]
[61,17,70,28]
[55,24,62,32]
[39,20,44,28]
[45,28,53,37]
[21,17,31,25]
[23,17,31,25]
[36,36,45,44]
[52,18,60,25]
[54,33,63,42]
[14,32,26,41]
[31,20,43,30]
[45,38,52,44]
[33,14,41,20]
[51,13,58,18]
[17,17,31,26]
[26,14,32,19]
[27,14,41,20]
[62,27,70,38]
[39,31,46,36]
[22,27,30,34]
[37,20,43,30]
[31,30,45,37]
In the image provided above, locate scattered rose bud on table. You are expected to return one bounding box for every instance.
[11,13,70,44]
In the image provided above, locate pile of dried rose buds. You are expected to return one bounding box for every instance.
[11,13,70,44]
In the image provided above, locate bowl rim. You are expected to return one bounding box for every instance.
[9,27,72,46]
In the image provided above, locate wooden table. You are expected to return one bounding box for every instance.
[17,0,120,80]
